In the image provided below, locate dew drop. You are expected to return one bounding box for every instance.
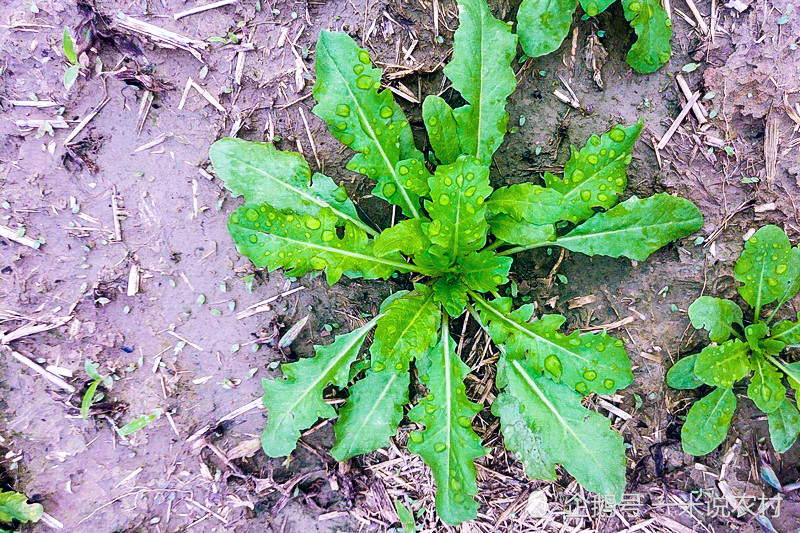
[575,381,589,393]
[454,493,465,503]
[450,478,462,490]
[321,230,335,242]
[464,186,477,198]
[353,64,364,74]
[628,1,641,12]
[434,442,447,452]
[305,218,321,230]
[339,133,355,146]
[356,74,372,89]
[572,169,585,183]
[597,193,609,202]
[586,1,599,15]
[426,404,437,414]
[383,183,397,198]
[336,104,350,117]
[457,416,472,428]
[248,234,258,244]
[358,50,370,64]
[230,213,240,224]
[380,106,393,119]
[409,431,424,443]
[587,154,599,165]
[603,378,615,389]
[399,165,409,175]
[609,127,626,142]
[245,208,259,221]
[761,385,772,402]
[580,190,592,202]
[583,370,598,381]
[372,362,386,372]
[776,264,788,275]
[590,135,601,146]
[544,354,563,378]
[439,193,451,206]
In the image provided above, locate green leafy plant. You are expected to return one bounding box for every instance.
[516,0,672,74]
[62,28,80,91]
[0,490,43,533]
[209,0,702,523]
[667,225,800,455]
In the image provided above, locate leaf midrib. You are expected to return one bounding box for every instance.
[278,317,379,423]
[224,154,375,235]
[318,40,419,218]
[509,359,616,485]
[249,228,418,274]
[472,293,595,367]
[558,214,696,245]
[337,372,400,455]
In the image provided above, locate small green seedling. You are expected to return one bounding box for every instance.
[82,360,113,420]
[0,490,43,532]
[209,0,702,524]
[62,28,80,91]
[668,225,800,455]
[117,408,163,437]
[516,0,672,74]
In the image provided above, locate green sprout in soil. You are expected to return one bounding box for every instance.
[62,27,80,91]
[667,225,800,456]
[209,0,702,524]
[516,0,672,74]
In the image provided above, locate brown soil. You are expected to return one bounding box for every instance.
[1,0,798,531]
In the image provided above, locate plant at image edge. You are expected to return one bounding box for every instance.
[0,490,43,533]
[516,0,672,74]
[667,225,800,456]
[209,0,703,524]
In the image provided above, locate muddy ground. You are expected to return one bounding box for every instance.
[1,0,799,531]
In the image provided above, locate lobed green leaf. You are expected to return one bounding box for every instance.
[312,31,424,217]
[693,339,751,388]
[444,0,518,165]
[492,393,557,481]
[408,324,486,525]
[688,296,744,344]
[473,294,633,394]
[681,387,736,456]
[665,354,703,390]
[370,287,442,372]
[748,355,785,414]
[487,214,555,246]
[331,367,410,461]
[622,0,673,74]
[0,491,43,525]
[516,0,576,59]
[422,95,461,165]
[432,275,469,318]
[543,122,643,224]
[768,399,800,453]
[373,218,430,258]
[458,250,512,293]
[229,205,414,284]
[424,156,493,264]
[499,354,626,500]
[261,317,378,456]
[773,313,800,347]
[555,194,704,261]
[210,138,373,234]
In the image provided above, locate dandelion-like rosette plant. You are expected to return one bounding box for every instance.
[209,0,703,524]
[668,225,800,456]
